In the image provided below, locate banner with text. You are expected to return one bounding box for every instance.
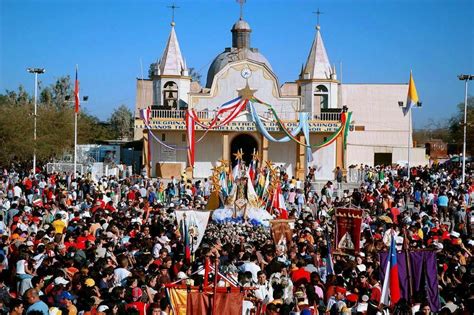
[335,208,363,253]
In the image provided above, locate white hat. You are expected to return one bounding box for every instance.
[49,307,62,315]
[304,264,318,273]
[177,271,188,280]
[54,276,69,285]
[356,264,367,272]
[395,236,404,245]
[158,235,171,243]
[26,240,34,247]
[450,231,460,238]
[97,305,109,312]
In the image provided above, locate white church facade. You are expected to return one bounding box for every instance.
[134,16,427,180]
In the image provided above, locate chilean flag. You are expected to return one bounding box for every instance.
[272,183,288,219]
[380,233,401,306]
[74,65,80,113]
[249,159,256,181]
[185,110,195,167]
[140,107,151,126]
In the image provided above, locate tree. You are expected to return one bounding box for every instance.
[448,96,474,155]
[148,62,157,79]
[0,78,116,167]
[188,67,202,84]
[413,119,450,145]
[109,105,134,140]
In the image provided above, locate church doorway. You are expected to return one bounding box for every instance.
[230,133,258,167]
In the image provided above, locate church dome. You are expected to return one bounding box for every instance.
[206,19,272,88]
[231,19,251,31]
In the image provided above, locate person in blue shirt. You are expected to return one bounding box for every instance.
[24,288,49,315]
[437,192,449,222]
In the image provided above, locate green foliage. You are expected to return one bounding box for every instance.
[109,105,133,140]
[188,67,202,84]
[448,96,474,155]
[413,119,450,145]
[148,62,157,79]
[0,77,116,167]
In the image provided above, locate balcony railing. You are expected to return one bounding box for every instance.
[316,112,342,121]
[149,109,341,121]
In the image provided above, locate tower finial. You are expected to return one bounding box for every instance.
[167,2,179,26]
[237,0,246,20]
[312,8,323,30]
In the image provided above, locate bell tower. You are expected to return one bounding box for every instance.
[298,21,339,118]
[152,12,190,110]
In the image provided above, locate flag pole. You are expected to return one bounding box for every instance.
[74,111,78,176]
[403,226,414,303]
[73,64,79,177]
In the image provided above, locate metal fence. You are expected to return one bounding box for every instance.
[347,168,367,184]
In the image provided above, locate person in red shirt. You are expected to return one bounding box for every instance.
[76,229,96,250]
[23,177,33,192]
[127,287,147,315]
[291,259,311,286]
[369,273,381,303]
[105,201,116,213]
[127,189,136,201]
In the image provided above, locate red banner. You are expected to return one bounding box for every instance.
[335,208,363,253]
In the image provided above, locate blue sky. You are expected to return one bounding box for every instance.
[1,0,473,128]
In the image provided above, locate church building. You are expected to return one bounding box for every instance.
[134,14,427,180]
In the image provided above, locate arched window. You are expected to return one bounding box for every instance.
[314,84,329,110]
[163,81,178,109]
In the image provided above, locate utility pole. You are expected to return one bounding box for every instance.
[27,67,45,176]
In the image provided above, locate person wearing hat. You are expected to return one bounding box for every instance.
[59,291,77,315]
[127,287,147,315]
[48,307,62,315]
[96,304,110,314]
[326,286,347,314]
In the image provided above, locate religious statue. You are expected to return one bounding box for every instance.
[234,175,249,220]
[338,232,355,250]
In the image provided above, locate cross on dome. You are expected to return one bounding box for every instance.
[237,0,246,20]
[312,8,323,30]
[167,2,179,26]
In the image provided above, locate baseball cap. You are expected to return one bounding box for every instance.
[49,307,62,315]
[177,271,188,280]
[54,277,69,286]
[26,240,34,247]
[335,286,347,295]
[97,305,109,312]
[84,278,95,287]
[60,291,74,300]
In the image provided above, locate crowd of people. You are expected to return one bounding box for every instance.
[0,162,473,315]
